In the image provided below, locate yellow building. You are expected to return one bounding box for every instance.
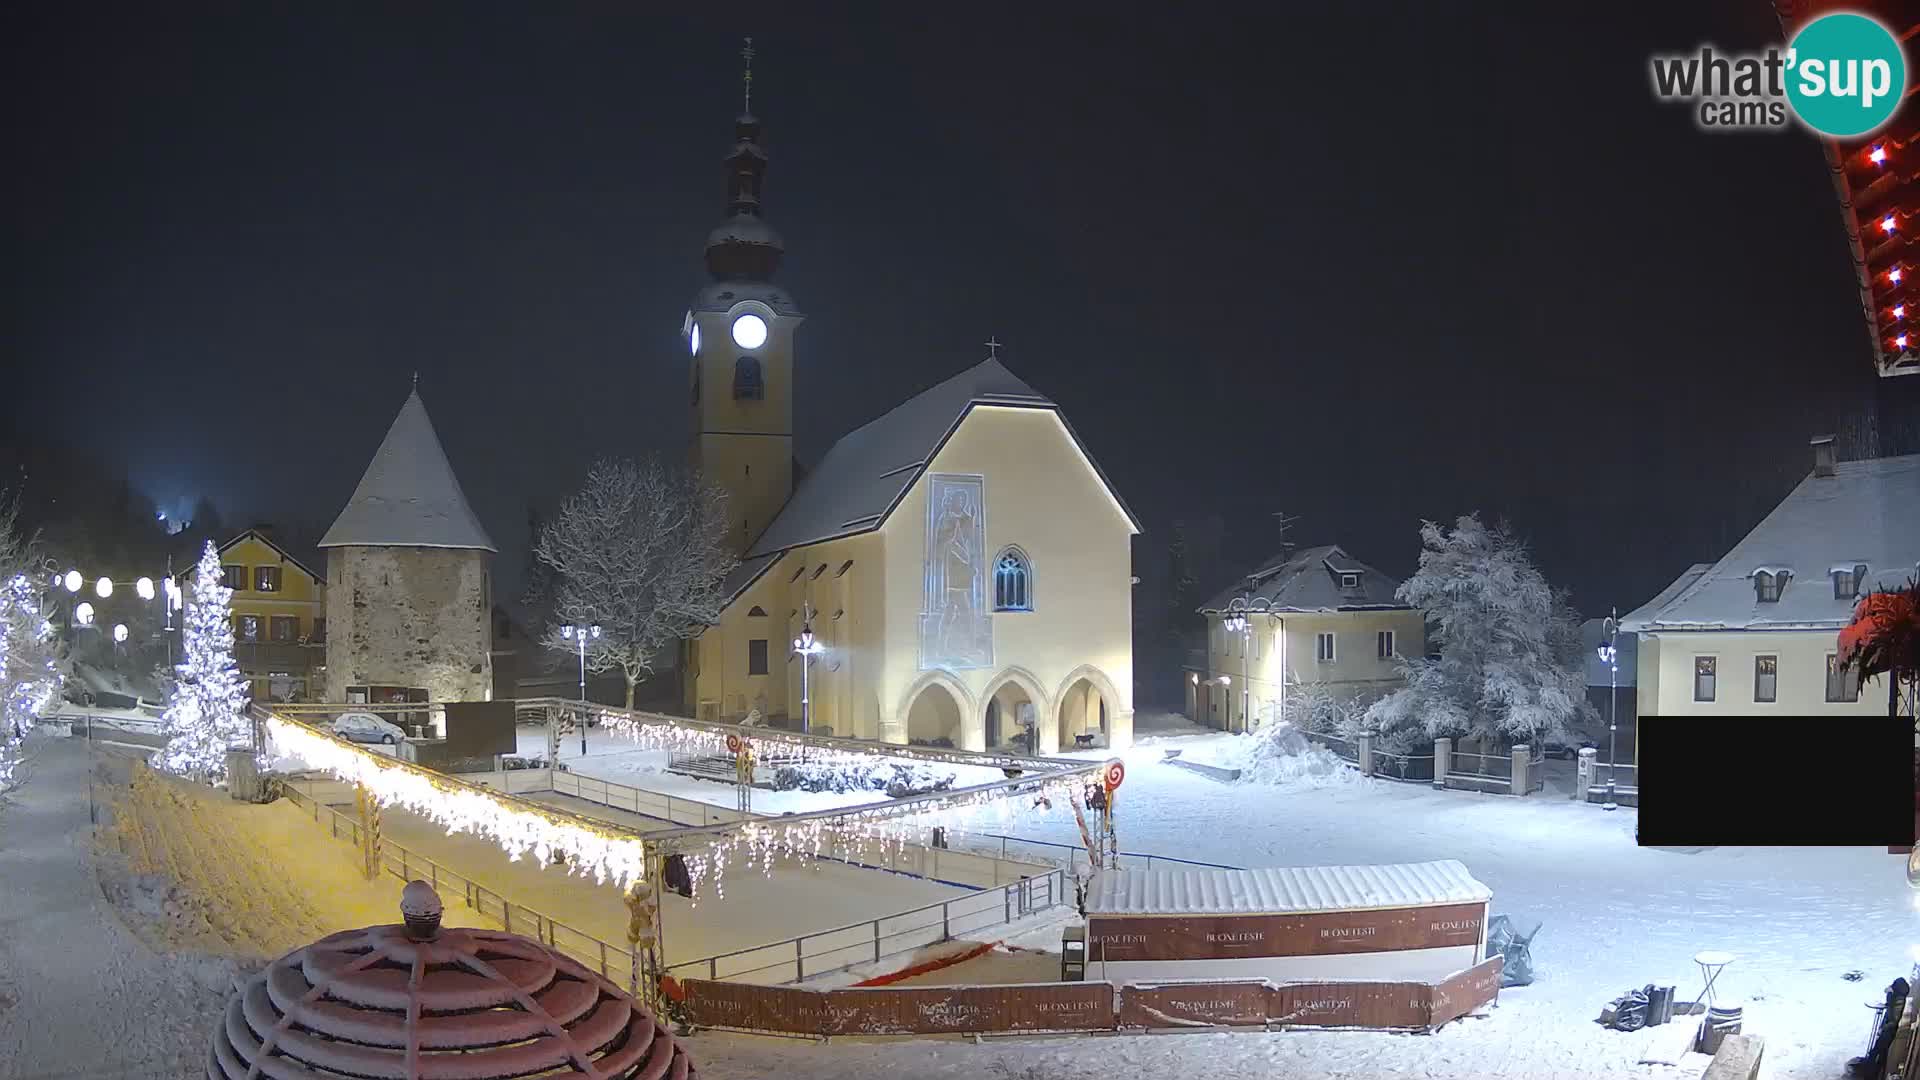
[677,100,1139,754]
[1189,546,1427,733]
[180,528,328,702]
[1621,441,1918,762]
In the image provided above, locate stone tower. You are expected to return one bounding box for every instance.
[685,58,804,554]
[319,389,496,711]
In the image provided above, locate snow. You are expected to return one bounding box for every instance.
[1087,860,1490,916]
[317,389,496,551]
[6,705,1907,1080]
[1622,453,1920,632]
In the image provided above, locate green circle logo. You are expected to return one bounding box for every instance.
[1786,13,1907,137]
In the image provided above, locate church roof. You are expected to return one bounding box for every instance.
[736,357,1138,573]
[319,390,497,552]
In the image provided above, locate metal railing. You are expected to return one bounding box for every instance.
[1447,750,1512,782]
[549,770,1056,890]
[957,833,1241,874]
[1587,761,1639,795]
[664,869,1069,985]
[1371,747,1436,782]
[277,780,641,987]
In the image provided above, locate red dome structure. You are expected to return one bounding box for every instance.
[209,881,694,1079]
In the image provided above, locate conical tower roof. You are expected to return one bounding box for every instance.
[319,390,496,552]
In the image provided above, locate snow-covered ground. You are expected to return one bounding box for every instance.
[516,724,1014,816]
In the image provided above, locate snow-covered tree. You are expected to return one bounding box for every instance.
[155,540,250,783]
[532,458,738,708]
[1364,515,1593,747]
[0,497,63,793]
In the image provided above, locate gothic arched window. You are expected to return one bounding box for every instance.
[733,355,764,400]
[993,547,1032,612]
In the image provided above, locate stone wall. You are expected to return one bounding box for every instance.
[324,546,492,704]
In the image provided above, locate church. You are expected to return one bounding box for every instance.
[678,79,1138,755]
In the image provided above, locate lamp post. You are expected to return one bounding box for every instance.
[1224,602,1251,734]
[560,623,600,756]
[1596,610,1620,811]
[792,604,824,734]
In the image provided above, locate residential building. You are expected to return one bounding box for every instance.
[677,96,1138,753]
[1187,545,1426,733]
[319,389,497,724]
[176,528,327,703]
[1621,439,1920,744]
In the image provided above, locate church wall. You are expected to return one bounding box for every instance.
[323,546,493,708]
[691,531,887,738]
[878,405,1136,754]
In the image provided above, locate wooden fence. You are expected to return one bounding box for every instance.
[681,956,1502,1037]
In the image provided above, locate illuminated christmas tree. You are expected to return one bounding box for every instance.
[156,540,250,783]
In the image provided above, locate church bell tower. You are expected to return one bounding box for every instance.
[686,37,801,554]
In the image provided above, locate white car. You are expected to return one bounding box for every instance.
[332,712,407,745]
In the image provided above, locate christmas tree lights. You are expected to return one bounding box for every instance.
[156,541,251,784]
[1,573,62,791]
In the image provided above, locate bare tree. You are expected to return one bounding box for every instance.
[532,458,738,708]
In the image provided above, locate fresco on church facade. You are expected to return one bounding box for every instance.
[920,473,993,671]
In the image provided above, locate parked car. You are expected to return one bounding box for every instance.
[332,712,407,745]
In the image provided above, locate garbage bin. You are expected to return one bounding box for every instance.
[1647,985,1675,1027]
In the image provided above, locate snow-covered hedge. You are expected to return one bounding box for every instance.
[771,761,957,799]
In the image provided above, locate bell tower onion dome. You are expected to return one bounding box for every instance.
[705,111,784,281]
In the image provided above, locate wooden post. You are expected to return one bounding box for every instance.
[624,853,663,1008]
[355,785,382,881]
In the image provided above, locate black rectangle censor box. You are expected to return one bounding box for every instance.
[1637,716,1914,847]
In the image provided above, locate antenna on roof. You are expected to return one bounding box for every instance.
[1272,510,1300,555]
[984,336,1002,361]
[741,36,755,114]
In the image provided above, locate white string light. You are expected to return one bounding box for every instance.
[266,717,650,890]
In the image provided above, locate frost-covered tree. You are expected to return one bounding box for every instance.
[1364,515,1593,747]
[533,458,738,708]
[0,497,63,793]
[156,540,250,783]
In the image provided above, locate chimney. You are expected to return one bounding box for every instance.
[1810,435,1837,478]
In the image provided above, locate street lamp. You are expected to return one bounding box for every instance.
[74,601,95,627]
[792,606,825,734]
[95,577,113,599]
[559,624,600,756]
[135,577,155,601]
[1596,610,1621,811]
[63,570,82,593]
[1225,597,1252,735]
[112,623,129,644]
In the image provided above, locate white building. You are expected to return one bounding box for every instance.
[1621,438,1919,740]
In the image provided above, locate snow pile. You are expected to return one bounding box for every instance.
[1231,721,1367,788]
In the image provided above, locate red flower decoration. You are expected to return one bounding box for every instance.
[1838,578,1920,719]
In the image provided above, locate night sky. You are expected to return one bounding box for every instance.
[0,4,1889,631]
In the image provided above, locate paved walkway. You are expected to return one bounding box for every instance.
[0,733,226,1079]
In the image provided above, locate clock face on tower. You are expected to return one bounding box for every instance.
[732,313,768,350]
[689,322,701,356]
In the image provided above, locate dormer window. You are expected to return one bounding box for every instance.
[1832,564,1868,600]
[1753,569,1789,603]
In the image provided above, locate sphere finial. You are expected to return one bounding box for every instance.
[400,880,443,940]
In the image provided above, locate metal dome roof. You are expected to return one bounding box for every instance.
[209,883,693,1079]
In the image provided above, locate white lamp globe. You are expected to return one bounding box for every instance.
[63,570,82,593]
[136,577,155,600]
[96,577,113,598]
[112,623,129,643]
[75,602,95,626]
[731,313,768,350]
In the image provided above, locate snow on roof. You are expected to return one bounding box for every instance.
[690,280,802,316]
[319,390,497,552]
[1087,860,1490,917]
[738,358,1139,563]
[1197,544,1408,614]
[1618,453,1920,633]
